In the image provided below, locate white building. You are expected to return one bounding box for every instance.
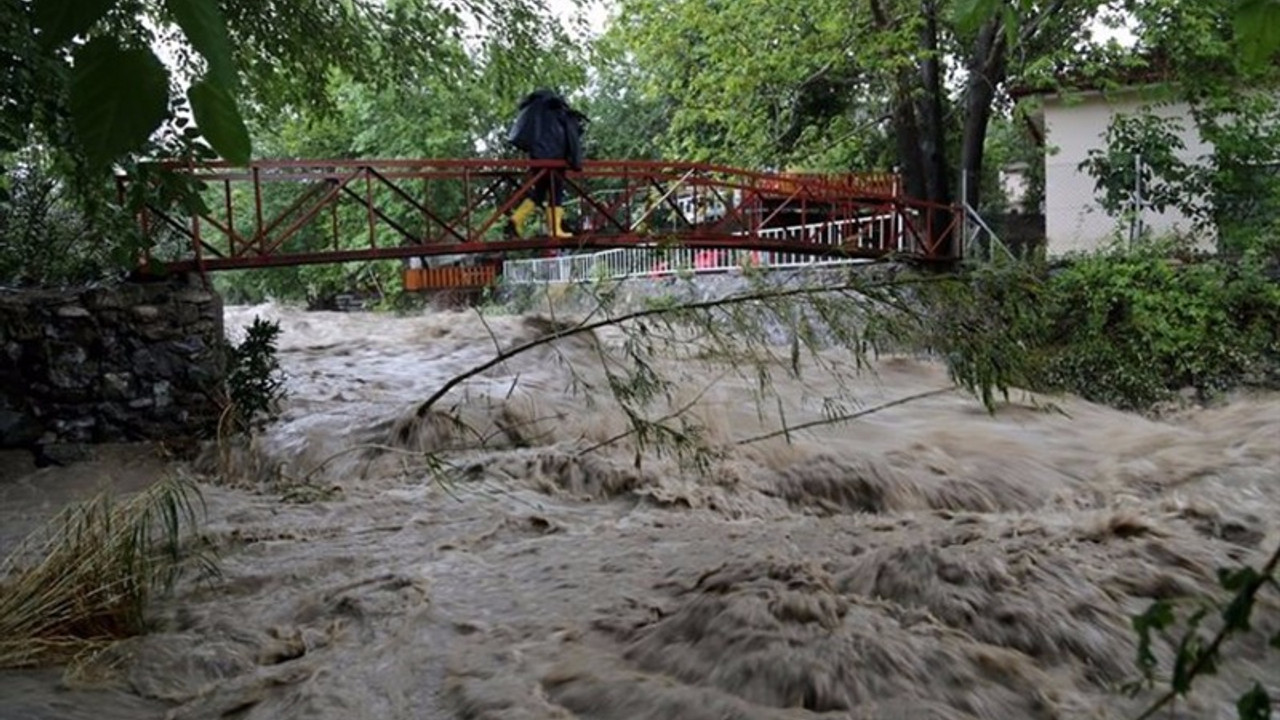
[1020,83,1213,256]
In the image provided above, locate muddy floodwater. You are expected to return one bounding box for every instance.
[2,302,1279,720]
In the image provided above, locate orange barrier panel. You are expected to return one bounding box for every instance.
[758,172,899,197]
[403,264,498,291]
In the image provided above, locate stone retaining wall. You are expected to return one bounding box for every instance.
[0,274,226,454]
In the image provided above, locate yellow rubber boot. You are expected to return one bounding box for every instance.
[547,205,572,238]
[506,198,537,238]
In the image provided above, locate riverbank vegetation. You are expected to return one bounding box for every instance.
[932,244,1280,412]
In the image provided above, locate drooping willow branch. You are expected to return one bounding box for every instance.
[735,385,957,446]
[575,368,731,458]
[415,270,956,417]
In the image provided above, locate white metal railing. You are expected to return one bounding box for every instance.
[502,214,904,285]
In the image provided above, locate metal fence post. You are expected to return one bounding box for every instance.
[1131,152,1144,248]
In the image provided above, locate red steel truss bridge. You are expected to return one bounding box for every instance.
[117,158,962,288]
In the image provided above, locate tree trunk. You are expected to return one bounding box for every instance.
[916,0,953,252]
[867,0,1071,257]
[960,18,1009,214]
[893,92,927,201]
[869,0,926,203]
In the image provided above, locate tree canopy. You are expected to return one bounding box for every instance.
[2,0,575,184]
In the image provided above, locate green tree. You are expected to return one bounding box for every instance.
[607,0,894,170]
[577,38,669,161]
[608,0,1111,252]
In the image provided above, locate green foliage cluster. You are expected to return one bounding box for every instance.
[5,0,250,173]
[223,317,287,434]
[934,244,1280,411]
[1233,0,1280,65]
[4,0,556,173]
[609,0,888,170]
[1039,250,1279,408]
[0,151,115,287]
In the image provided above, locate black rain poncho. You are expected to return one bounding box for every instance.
[506,89,588,170]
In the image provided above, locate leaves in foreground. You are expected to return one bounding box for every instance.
[68,38,171,169]
[1128,541,1280,720]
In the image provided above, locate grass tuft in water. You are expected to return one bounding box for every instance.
[0,474,218,668]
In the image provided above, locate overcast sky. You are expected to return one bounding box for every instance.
[546,0,612,37]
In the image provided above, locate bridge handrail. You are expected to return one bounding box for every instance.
[502,247,875,285]
[503,214,900,284]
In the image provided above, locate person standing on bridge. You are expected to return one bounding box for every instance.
[505,88,588,239]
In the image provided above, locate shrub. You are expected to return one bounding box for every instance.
[932,244,1280,412]
[1033,248,1280,409]
[0,155,114,287]
[223,317,288,434]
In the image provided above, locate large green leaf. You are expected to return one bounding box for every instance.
[32,0,118,48]
[188,79,252,164]
[69,39,170,169]
[952,0,1000,35]
[1237,683,1272,720]
[1236,0,1280,67]
[165,0,237,86]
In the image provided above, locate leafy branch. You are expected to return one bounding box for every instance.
[221,316,288,435]
[1130,541,1280,720]
[416,271,961,418]
[735,385,957,446]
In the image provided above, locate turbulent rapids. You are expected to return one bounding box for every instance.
[2,301,1279,720]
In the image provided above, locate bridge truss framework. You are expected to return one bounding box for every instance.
[116,158,963,280]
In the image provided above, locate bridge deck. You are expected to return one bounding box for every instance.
[116,159,961,276]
